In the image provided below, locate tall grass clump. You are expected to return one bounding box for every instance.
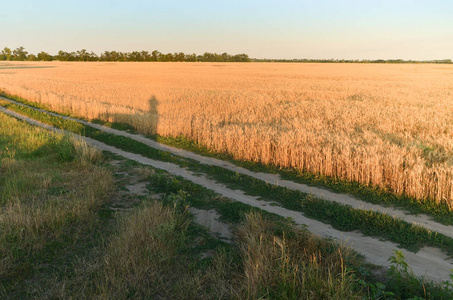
[235,212,362,299]
[69,200,240,299]
[0,113,113,297]
[93,201,194,298]
[65,202,364,299]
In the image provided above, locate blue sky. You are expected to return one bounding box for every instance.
[1,0,452,59]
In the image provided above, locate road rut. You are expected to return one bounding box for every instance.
[1,101,452,283]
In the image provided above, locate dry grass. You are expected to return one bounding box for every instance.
[236,212,361,299]
[88,202,199,299]
[64,204,361,299]
[1,61,452,206]
[0,112,113,297]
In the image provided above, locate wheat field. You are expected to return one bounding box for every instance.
[1,61,452,206]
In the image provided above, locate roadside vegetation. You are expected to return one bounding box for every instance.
[1,111,453,298]
[0,112,112,297]
[0,112,360,298]
[2,95,453,254]
[155,134,453,225]
[2,91,453,226]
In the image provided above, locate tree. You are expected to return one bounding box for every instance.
[1,47,12,60]
[101,51,122,62]
[27,54,38,61]
[128,51,143,61]
[174,52,185,62]
[88,51,98,61]
[57,50,68,61]
[57,50,76,61]
[12,46,28,61]
[43,48,251,63]
[203,52,215,62]
[186,53,197,62]
[158,53,173,62]
[221,52,231,62]
[100,51,111,61]
[141,51,151,61]
[76,49,89,61]
[151,50,160,61]
[233,53,250,62]
[2,47,12,60]
[37,51,53,61]
[119,52,128,62]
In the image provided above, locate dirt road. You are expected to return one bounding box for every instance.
[1,101,452,283]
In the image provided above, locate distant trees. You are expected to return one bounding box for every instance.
[56,49,98,61]
[96,49,250,62]
[56,50,75,61]
[37,51,53,61]
[12,47,28,61]
[26,54,38,61]
[0,47,32,61]
[3,46,250,62]
[151,50,160,61]
[76,49,98,62]
[100,51,126,62]
[252,58,453,64]
[0,47,12,60]
[0,47,251,62]
[2,46,450,64]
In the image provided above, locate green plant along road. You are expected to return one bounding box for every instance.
[1,93,453,298]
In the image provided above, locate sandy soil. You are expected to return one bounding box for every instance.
[188,207,233,242]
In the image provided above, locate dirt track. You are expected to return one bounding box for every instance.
[1,101,453,283]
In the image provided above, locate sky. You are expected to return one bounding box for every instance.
[1,0,452,60]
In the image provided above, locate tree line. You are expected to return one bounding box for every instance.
[0,46,250,62]
[252,58,453,64]
[2,46,450,64]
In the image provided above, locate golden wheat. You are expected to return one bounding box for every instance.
[1,61,452,206]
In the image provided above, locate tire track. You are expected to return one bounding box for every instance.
[1,104,453,282]
[1,96,452,238]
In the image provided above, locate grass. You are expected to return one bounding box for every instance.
[112,156,453,299]
[74,201,224,299]
[235,212,362,299]
[185,163,453,255]
[68,198,364,299]
[2,110,453,299]
[2,96,453,256]
[0,112,363,298]
[86,158,365,299]
[155,134,453,225]
[0,112,113,298]
[3,91,453,224]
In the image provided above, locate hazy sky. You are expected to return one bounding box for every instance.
[1,0,452,60]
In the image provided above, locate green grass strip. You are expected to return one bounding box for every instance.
[2,90,452,224]
[2,97,453,255]
[185,162,453,255]
[154,134,453,225]
[115,156,453,300]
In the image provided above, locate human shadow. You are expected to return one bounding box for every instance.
[95,96,159,135]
